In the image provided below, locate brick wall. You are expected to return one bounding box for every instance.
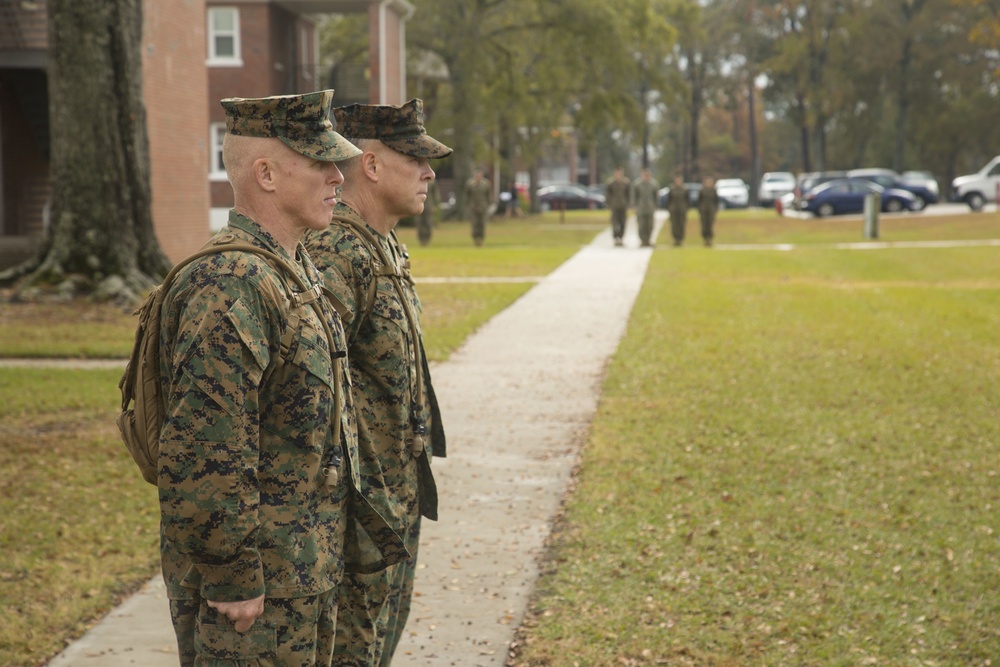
[143,0,211,263]
[206,2,319,214]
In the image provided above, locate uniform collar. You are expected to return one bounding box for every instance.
[332,202,388,241]
[227,209,300,264]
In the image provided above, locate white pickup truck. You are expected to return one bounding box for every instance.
[951,155,1000,211]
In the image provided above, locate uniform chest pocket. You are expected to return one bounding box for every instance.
[289,318,336,392]
[369,280,409,339]
[262,317,337,445]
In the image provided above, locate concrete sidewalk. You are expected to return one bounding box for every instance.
[46,214,662,667]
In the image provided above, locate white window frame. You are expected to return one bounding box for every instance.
[209,122,228,181]
[207,7,242,67]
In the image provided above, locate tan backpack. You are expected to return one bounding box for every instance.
[116,238,344,485]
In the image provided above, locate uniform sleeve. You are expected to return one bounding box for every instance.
[158,275,277,602]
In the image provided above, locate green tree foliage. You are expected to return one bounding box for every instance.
[320,0,998,200]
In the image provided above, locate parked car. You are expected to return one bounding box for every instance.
[901,170,940,202]
[757,171,796,207]
[658,183,702,208]
[951,156,1000,211]
[715,178,750,208]
[792,171,848,209]
[848,168,938,210]
[801,178,917,217]
[536,184,606,211]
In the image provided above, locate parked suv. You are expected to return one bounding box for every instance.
[951,156,1000,211]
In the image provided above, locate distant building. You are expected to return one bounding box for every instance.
[0,0,411,268]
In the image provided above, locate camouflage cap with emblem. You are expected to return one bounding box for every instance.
[333,98,453,159]
[221,89,362,162]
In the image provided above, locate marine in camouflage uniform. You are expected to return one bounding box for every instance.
[666,175,689,246]
[605,168,631,246]
[464,168,493,246]
[303,98,451,667]
[158,90,406,667]
[698,177,720,247]
[630,168,660,247]
[416,179,438,246]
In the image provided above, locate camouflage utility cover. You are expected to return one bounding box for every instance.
[333,98,453,159]
[222,89,361,162]
[157,212,405,604]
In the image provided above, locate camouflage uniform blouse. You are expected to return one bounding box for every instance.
[464,177,493,215]
[605,177,631,210]
[157,212,405,604]
[304,204,444,542]
[631,177,661,215]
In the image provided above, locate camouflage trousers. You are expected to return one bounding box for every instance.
[417,214,432,246]
[331,516,421,666]
[699,212,716,244]
[636,211,654,246]
[669,210,687,244]
[470,213,487,245]
[610,207,627,241]
[169,588,337,667]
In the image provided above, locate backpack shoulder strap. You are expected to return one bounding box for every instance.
[330,214,400,322]
[329,214,430,455]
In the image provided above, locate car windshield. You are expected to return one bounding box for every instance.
[716,179,743,188]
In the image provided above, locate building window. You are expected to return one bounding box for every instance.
[207,7,242,66]
[210,122,227,181]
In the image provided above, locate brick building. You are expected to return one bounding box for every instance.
[206,0,413,229]
[0,0,412,268]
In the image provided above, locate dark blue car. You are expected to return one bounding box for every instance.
[802,178,918,217]
[848,168,938,210]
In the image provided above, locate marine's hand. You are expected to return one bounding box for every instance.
[207,595,265,633]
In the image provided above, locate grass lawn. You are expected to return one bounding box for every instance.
[0,368,159,667]
[2,209,996,665]
[0,211,600,667]
[511,229,1000,664]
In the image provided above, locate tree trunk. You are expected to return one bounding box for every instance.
[9,0,169,301]
[747,73,760,206]
[894,36,913,172]
[796,92,811,173]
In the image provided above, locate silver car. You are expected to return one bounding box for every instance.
[716,178,750,208]
[757,171,796,207]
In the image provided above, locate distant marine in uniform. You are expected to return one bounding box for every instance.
[665,174,689,247]
[605,167,631,246]
[464,167,493,246]
[631,168,660,247]
[417,179,438,246]
[698,176,720,247]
